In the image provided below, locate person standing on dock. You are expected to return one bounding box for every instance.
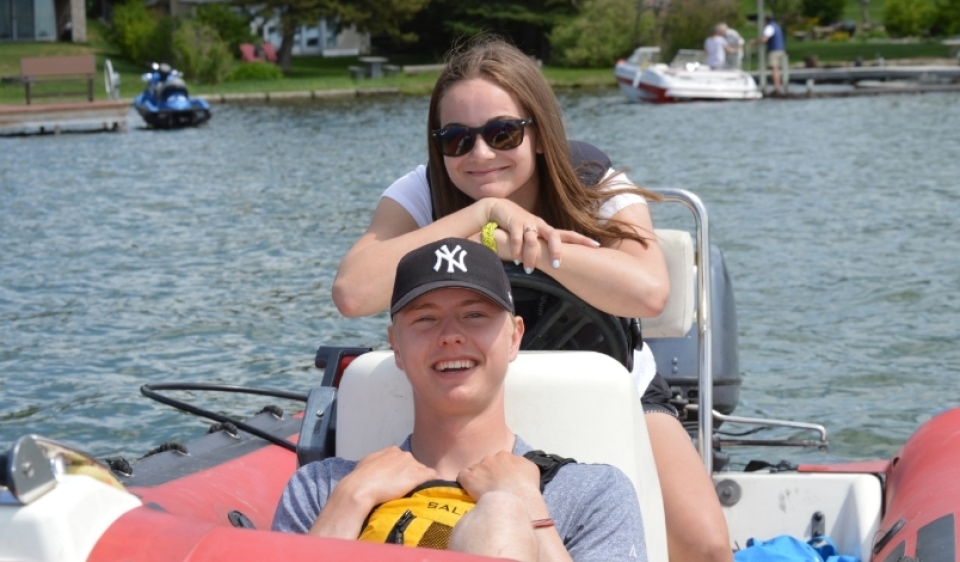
[759,14,786,93]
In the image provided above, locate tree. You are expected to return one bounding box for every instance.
[934,0,960,35]
[801,0,845,24]
[550,0,656,67]
[236,0,429,71]
[660,0,738,60]
[392,0,580,62]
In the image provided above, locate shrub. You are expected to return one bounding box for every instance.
[172,20,233,85]
[147,16,176,66]
[228,61,284,81]
[550,0,656,67]
[884,0,936,36]
[195,4,256,54]
[109,2,176,67]
[828,31,850,42]
[110,1,157,63]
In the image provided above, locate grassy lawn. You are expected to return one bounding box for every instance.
[786,40,951,64]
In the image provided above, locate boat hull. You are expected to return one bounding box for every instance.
[615,62,762,104]
[871,407,960,561]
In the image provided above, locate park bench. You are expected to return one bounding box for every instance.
[19,54,96,105]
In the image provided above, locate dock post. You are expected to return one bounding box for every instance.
[757,0,767,93]
[783,53,790,93]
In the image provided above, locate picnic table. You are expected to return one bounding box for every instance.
[358,56,388,79]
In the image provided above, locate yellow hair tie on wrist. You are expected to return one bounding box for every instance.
[481,221,498,253]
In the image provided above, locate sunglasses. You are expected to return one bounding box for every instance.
[431,119,534,157]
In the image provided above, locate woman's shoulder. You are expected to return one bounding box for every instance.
[382,165,432,228]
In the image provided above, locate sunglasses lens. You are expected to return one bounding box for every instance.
[483,121,524,150]
[434,120,530,157]
[437,128,474,157]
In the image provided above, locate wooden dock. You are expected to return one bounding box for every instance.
[749,64,960,100]
[772,81,960,100]
[772,65,960,85]
[0,101,129,136]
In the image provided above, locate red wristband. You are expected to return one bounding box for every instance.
[532,518,555,529]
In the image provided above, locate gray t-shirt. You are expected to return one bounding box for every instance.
[272,435,648,561]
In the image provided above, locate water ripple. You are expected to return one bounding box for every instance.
[2,92,958,464]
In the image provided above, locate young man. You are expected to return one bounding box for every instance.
[273,238,648,561]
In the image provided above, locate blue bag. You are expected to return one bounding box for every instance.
[733,534,860,562]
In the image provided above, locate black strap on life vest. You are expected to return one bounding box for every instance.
[523,449,577,492]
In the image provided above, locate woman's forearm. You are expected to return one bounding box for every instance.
[332,200,493,317]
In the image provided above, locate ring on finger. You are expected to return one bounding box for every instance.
[523,226,537,234]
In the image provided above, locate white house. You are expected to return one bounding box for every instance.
[0,0,86,42]
[251,15,369,56]
[149,0,368,57]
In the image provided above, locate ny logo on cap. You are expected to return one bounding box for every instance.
[433,244,468,273]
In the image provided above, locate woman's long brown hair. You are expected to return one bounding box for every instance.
[426,35,660,247]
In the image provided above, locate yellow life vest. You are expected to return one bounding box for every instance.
[358,479,474,549]
[357,450,576,550]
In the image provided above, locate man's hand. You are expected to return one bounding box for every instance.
[309,447,436,538]
[457,451,547,518]
[345,446,438,506]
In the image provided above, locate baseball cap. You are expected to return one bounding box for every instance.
[390,238,514,317]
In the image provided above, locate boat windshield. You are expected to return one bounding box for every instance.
[669,49,707,70]
[626,47,661,67]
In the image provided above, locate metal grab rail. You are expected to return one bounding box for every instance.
[651,188,714,472]
[687,404,829,449]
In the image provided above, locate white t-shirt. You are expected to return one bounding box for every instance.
[381,165,647,228]
[380,165,657,394]
[704,35,728,69]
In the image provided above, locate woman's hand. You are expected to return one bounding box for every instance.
[480,199,598,273]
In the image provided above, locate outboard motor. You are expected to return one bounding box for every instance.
[646,243,741,430]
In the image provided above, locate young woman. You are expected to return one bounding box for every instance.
[333,35,732,562]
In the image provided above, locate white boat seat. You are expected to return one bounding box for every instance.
[643,228,695,339]
[336,350,668,560]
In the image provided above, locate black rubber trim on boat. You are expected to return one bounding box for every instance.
[229,510,255,529]
[873,518,906,555]
[140,383,307,452]
[916,513,955,562]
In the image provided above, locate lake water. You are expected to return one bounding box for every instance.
[2,89,959,469]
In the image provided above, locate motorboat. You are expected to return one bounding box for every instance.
[615,47,762,103]
[133,63,212,129]
[2,188,958,562]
